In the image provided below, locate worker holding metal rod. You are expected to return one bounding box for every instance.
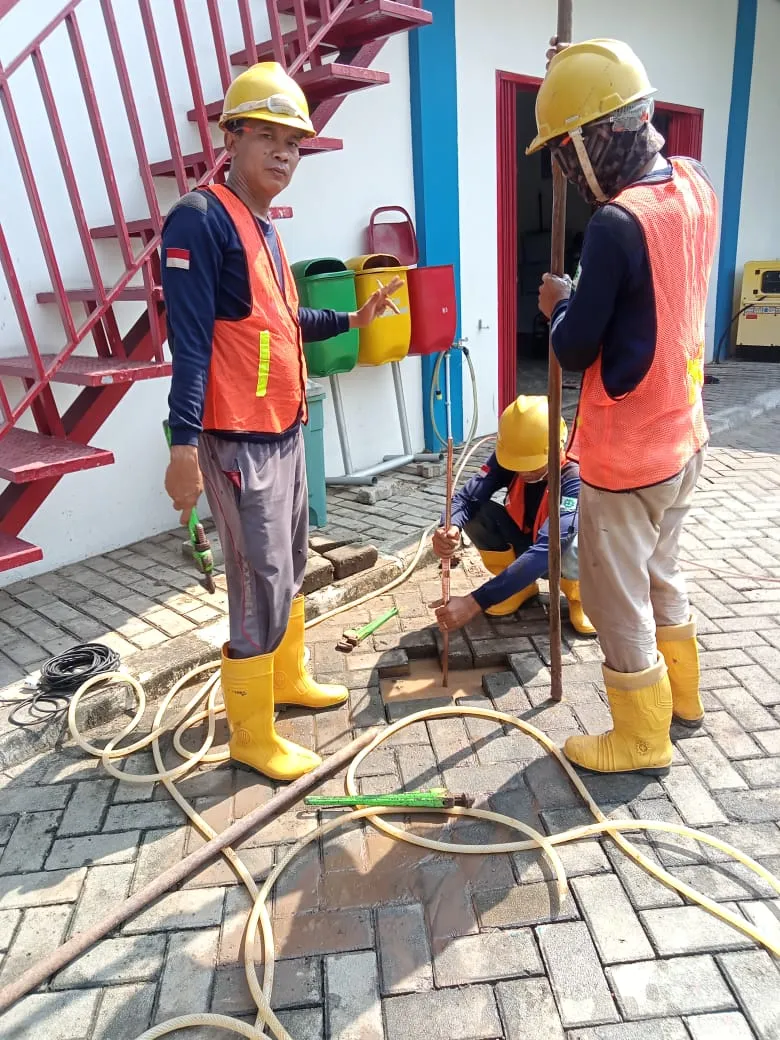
[431,396,594,638]
[532,40,718,776]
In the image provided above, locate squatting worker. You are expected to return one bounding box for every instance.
[431,396,595,637]
[532,40,718,775]
[161,63,401,782]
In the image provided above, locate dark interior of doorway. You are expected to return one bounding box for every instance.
[514,88,670,365]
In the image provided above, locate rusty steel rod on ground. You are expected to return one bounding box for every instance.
[547,0,573,703]
[0,727,380,1016]
[441,437,454,687]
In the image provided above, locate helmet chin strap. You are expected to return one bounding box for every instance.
[570,128,608,204]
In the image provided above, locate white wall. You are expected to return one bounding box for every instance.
[734,0,780,320]
[0,0,418,582]
[454,0,739,438]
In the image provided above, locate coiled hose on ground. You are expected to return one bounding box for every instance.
[40,432,780,1038]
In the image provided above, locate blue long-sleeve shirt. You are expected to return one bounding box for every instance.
[550,158,712,398]
[450,454,581,611]
[161,188,350,447]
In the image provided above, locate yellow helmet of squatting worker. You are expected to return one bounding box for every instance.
[526,39,656,154]
[219,61,316,137]
[496,396,567,473]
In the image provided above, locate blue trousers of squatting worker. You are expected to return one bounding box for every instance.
[464,499,581,581]
[197,429,308,658]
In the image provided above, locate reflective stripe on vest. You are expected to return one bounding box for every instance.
[571,159,717,491]
[201,184,307,435]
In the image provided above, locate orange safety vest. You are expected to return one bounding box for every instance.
[201,184,307,435]
[505,459,578,539]
[569,158,717,491]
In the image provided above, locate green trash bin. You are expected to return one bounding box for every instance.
[291,258,359,377]
[302,379,328,529]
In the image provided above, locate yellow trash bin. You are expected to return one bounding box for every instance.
[346,253,411,366]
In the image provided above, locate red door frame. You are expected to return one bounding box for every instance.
[496,70,704,411]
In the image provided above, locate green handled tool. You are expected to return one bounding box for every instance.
[336,606,399,653]
[304,788,473,809]
[163,421,216,594]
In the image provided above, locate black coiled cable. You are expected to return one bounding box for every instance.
[1,643,120,728]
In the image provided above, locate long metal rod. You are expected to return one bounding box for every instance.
[547,0,573,704]
[442,437,454,687]
[0,727,380,1015]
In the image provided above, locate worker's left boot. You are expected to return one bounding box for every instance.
[563,655,674,775]
[657,616,704,729]
[560,578,596,636]
[273,596,348,709]
[477,547,539,617]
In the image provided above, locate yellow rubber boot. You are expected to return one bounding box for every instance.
[220,646,321,781]
[563,656,674,775]
[657,616,703,728]
[274,596,348,708]
[478,547,539,617]
[560,578,596,636]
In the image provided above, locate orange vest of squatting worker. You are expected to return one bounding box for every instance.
[569,158,718,492]
[201,183,308,435]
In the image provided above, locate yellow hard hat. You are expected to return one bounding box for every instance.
[527,39,656,154]
[495,395,567,472]
[219,62,315,136]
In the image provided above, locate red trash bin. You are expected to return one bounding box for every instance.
[407,265,458,356]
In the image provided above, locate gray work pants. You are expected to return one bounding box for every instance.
[578,449,705,675]
[198,429,308,658]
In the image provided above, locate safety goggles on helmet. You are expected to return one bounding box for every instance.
[222,92,308,124]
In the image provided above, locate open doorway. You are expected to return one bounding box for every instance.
[497,72,704,412]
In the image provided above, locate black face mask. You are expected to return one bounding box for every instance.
[550,121,666,206]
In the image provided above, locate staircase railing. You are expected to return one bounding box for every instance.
[0,0,377,441]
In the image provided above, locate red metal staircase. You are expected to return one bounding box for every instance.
[0,0,431,573]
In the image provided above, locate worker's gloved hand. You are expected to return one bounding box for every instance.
[430,594,482,634]
[538,273,572,320]
[432,525,461,560]
[165,445,204,525]
[546,35,571,71]
[349,276,405,328]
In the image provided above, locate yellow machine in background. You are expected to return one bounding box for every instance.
[736,261,780,349]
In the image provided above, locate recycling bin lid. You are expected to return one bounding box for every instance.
[346,253,404,273]
[292,257,349,278]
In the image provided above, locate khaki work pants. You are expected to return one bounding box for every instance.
[578,449,705,674]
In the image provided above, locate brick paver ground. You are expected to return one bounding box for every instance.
[0,408,779,1038]
[1,358,779,694]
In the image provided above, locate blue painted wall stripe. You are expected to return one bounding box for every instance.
[713,0,758,361]
[408,0,464,448]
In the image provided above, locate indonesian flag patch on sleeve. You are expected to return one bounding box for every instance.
[166,247,191,270]
[480,463,490,474]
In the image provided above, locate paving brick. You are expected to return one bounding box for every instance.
[607,956,736,1019]
[0,988,101,1040]
[537,921,619,1028]
[714,687,776,730]
[754,729,780,754]
[474,881,579,928]
[0,908,20,952]
[277,1007,324,1040]
[45,830,140,869]
[70,862,134,934]
[272,956,322,1008]
[0,867,85,910]
[496,977,565,1040]
[433,927,542,987]
[604,844,682,910]
[640,904,751,956]
[661,766,728,826]
[731,663,780,706]
[685,1012,755,1040]
[53,933,166,989]
[704,712,761,759]
[738,899,780,953]
[325,950,382,1040]
[0,785,71,816]
[323,543,378,581]
[0,809,60,874]
[717,788,780,823]
[514,835,610,885]
[718,950,780,1039]
[383,984,501,1040]
[272,909,373,959]
[673,862,776,901]
[0,903,71,985]
[91,982,157,1039]
[131,827,187,893]
[566,1023,688,1040]
[155,928,219,1022]
[124,886,225,934]
[735,756,780,788]
[571,874,654,964]
[103,799,184,831]
[678,737,748,790]
[377,903,432,994]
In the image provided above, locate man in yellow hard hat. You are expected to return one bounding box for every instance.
[531,40,718,775]
[431,396,594,636]
[161,63,401,782]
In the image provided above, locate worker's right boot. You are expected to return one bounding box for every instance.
[657,616,704,728]
[563,655,674,775]
[220,645,321,782]
[478,547,539,617]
